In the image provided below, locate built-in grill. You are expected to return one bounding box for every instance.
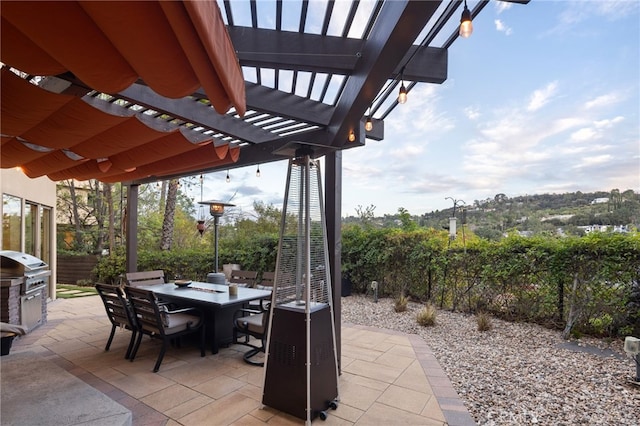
[0,250,51,331]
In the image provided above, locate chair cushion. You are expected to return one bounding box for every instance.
[164,312,201,334]
[235,313,264,334]
[159,304,170,327]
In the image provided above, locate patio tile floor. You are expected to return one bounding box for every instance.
[4,295,475,425]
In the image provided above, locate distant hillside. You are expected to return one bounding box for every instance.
[343,189,639,240]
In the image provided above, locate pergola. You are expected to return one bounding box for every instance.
[1,0,529,357]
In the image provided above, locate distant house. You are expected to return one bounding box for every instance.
[613,225,629,233]
[577,224,631,234]
[578,225,608,233]
[590,197,609,205]
[541,214,574,222]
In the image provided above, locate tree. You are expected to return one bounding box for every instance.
[397,207,417,231]
[355,204,376,227]
[57,179,101,252]
[93,181,106,253]
[160,179,179,250]
[68,180,84,250]
[104,182,116,253]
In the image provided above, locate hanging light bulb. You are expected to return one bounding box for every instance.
[397,82,407,104]
[348,130,356,142]
[364,117,373,132]
[226,170,230,183]
[397,66,408,104]
[459,0,473,38]
[256,165,261,177]
[365,107,373,132]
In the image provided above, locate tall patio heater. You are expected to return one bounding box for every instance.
[262,145,339,423]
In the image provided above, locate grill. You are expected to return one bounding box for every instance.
[1,250,50,294]
[0,250,51,331]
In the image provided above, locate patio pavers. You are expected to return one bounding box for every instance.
[3,295,475,425]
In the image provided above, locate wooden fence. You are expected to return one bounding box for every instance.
[57,255,99,284]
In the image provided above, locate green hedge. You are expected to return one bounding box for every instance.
[341,228,640,337]
[94,235,278,285]
[95,229,640,337]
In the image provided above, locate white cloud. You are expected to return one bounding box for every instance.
[527,81,559,112]
[406,173,462,194]
[549,117,588,134]
[594,116,625,128]
[585,93,622,109]
[343,161,385,186]
[571,127,598,142]
[571,154,613,169]
[569,116,624,142]
[458,103,599,192]
[547,1,640,35]
[494,2,512,14]
[464,106,480,120]
[390,144,424,159]
[386,84,454,135]
[560,143,613,155]
[495,19,513,36]
[590,0,640,21]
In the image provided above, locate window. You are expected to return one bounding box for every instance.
[41,207,52,265]
[2,194,21,251]
[25,202,38,255]
[2,195,52,261]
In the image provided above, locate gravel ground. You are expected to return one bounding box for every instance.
[341,294,640,425]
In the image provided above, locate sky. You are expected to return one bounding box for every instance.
[192,0,640,219]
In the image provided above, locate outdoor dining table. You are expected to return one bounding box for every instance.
[141,281,271,354]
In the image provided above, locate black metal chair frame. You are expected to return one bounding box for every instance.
[124,286,205,372]
[95,283,138,359]
[233,299,270,366]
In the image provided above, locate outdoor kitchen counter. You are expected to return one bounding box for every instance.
[0,276,23,288]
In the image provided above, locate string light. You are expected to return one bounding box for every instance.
[225,170,230,183]
[256,165,261,177]
[459,0,473,38]
[365,106,373,131]
[348,130,356,142]
[397,67,407,104]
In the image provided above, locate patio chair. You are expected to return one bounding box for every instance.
[248,271,274,309]
[124,286,205,372]
[95,283,138,359]
[125,269,178,309]
[257,271,275,290]
[125,270,165,287]
[229,270,258,288]
[233,300,270,366]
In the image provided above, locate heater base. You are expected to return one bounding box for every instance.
[263,304,338,421]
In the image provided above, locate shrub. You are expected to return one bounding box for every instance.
[476,311,493,332]
[394,294,408,312]
[417,303,437,327]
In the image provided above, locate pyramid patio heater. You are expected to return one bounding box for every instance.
[262,144,339,423]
